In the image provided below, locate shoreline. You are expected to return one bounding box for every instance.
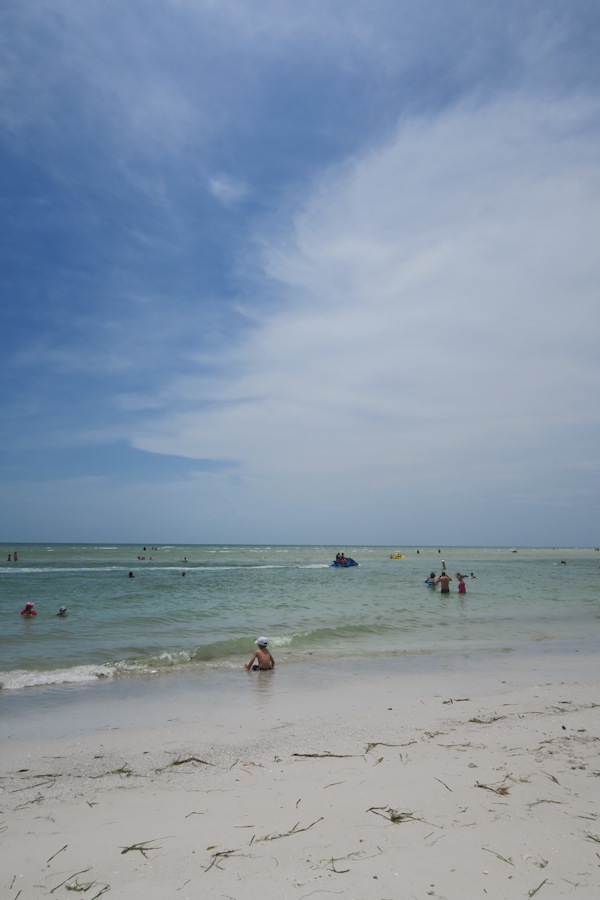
[2,640,599,744]
[2,646,599,898]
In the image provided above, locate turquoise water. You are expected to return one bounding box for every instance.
[1,544,599,691]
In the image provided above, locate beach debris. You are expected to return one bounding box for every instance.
[120,838,166,857]
[46,844,68,864]
[109,764,136,777]
[14,792,45,810]
[476,783,510,796]
[527,799,564,810]
[367,806,420,824]
[541,770,560,784]
[528,878,548,897]
[11,774,62,791]
[91,762,136,779]
[156,755,213,771]
[482,846,514,866]
[365,741,414,753]
[319,851,369,874]
[442,697,470,704]
[65,878,110,897]
[584,831,600,843]
[433,777,452,792]
[439,741,483,750]
[292,751,356,758]
[424,830,446,847]
[469,715,505,724]
[475,775,511,796]
[251,817,324,843]
[50,868,92,893]
[205,848,243,872]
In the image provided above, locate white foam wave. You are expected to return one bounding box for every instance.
[0,665,115,691]
[269,634,295,647]
[0,566,125,574]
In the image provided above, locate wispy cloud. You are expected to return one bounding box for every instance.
[132,96,600,464]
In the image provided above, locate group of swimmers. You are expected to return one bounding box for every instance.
[20,602,67,618]
[425,569,475,594]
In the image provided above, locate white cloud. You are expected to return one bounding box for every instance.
[128,94,600,510]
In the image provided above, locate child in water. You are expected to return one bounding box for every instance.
[245,637,275,671]
[20,602,37,617]
[456,573,467,594]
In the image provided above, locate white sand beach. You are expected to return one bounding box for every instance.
[2,652,599,899]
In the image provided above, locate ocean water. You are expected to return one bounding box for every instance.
[1,543,599,693]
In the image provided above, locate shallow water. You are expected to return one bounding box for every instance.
[1,543,598,691]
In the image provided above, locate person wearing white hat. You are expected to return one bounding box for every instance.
[57,606,68,617]
[245,636,275,671]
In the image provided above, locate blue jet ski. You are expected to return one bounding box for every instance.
[331,557,358,567]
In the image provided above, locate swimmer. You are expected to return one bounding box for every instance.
[456,573,466,594]
[20,601,37,617]
[245,636,275,671]
[57,606,68,617]
[128,571,135,578]
[425,572,437,588]
[435,572,452,594]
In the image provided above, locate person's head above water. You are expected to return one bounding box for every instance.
[256,636,268,647]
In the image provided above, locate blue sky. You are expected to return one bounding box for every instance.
[1,0,599,545]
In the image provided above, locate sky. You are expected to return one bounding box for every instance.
[1,0,599,546]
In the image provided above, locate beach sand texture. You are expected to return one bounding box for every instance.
[2,670,599,899]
